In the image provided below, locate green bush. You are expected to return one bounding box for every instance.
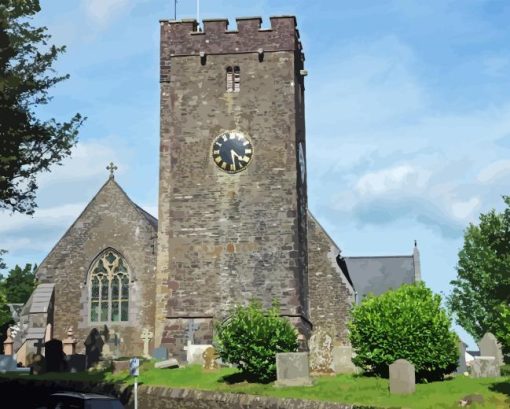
[214,300,298,383]
[501,364,510,376]
[348,282,459,382]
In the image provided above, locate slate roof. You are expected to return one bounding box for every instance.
[343,255,417,303]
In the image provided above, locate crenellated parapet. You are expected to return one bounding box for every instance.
[160,16,303,80]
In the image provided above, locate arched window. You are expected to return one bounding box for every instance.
[89,250,130,323]
[226,66,240,92]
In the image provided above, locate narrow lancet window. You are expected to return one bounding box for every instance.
[88,250,130,323]
[226,66,240,92]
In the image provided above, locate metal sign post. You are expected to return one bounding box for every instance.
[129,357,140,409]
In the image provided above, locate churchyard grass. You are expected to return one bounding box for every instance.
[2,364,509,408]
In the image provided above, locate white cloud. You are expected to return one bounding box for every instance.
[477,160,510,183]
[450,197,480,220]
[355,165,423,196]
[83,0,132,27]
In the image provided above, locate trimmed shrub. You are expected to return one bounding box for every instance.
[348,282,458,382]
[215,300,298,383]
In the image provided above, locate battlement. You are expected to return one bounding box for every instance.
[160,16,302,57]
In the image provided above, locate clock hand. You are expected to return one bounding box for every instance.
[231,149,242,169]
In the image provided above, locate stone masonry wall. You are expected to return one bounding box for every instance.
[308,212,355,345]
[156,16,310,358]
[35,179,157,357]
[0,378,382,409]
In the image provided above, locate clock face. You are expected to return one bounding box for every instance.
[212,131,253,173]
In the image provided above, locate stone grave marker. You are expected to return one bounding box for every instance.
[471,356,501,378]
[331,346,359,374]
[0,355,17,373]
[275,352,313,387]
[151,346,169,361]
[309,328,334,374]
[3,328,14,355]
[185,342,212,365]
[45,339,65,372]
[478,333,504,367]
[141,328,153,358]
[202,346,219,370]
[29,353,45,375]
[63,327,77,356]
[456,340,468,375]
[155,358,179,369]
[65,354,87,373]
[84,328,104,369]
[389,359,415,394]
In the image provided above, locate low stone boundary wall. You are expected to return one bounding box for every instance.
[0,377,383,409]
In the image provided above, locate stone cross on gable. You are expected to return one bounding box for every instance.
[106,162,118,179]
[141,328,153,358]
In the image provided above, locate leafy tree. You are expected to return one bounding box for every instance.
[0,0,84,215]
[0,263,37,327]
[215,300,299,383]
[497,303,510,349]
[349,282,458,382]
[447,196,510,355]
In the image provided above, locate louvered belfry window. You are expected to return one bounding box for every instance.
[89,250,130,322]
[226,66,240,92]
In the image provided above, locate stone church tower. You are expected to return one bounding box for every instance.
[155,16,310,358]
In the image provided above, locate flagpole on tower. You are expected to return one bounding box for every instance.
[197,0,200,23]
[174,0,177,20]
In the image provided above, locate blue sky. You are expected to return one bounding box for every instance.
[2,0,510,349]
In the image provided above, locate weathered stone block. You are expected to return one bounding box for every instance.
[0,356,17,373]
[331,346,359,374]
[478,333,504,367]
[389,359,415,394]
[471,356,501,378]
[275,352,313,387]
[151,346,169,361]
[154,358,179,369]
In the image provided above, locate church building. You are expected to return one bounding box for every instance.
[11,16,420,362]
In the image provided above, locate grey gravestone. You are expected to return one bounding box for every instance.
[331,346,359,374]
[151,346,169,361]
[478,333,504,367]
[84,328,104,369]
[456,340,468,374]
[45,339,65,372]
[65,354,87,373]
[309,328,334,374]
[471,356,501,378]
[0,356,17,373]
[389,359,415,394]
[154,358,179,369]
[275,352,313,387]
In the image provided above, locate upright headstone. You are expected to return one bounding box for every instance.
[3,328,14,356]
[456,340,468,374]
[0,355,17,373]
[63,327,77,356]
[45,339,64,372]
[141,328,153,358]
[471,356,501,378]
[202,346,219,370]
[478,333,504,367]
[84,328,104,369]
[309,328,334,374]
[275,352,313,387]
[389,359,415,394]
[331,346,359,374]
[151,346,169,362]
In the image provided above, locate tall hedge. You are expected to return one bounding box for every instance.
[215,300,298,383]
[348,282,458,382]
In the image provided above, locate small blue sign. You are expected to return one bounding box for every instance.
[129,357,140,376]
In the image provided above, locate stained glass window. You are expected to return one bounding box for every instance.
[88,250,130,322]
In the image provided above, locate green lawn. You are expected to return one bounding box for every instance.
[3,363,509,409]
